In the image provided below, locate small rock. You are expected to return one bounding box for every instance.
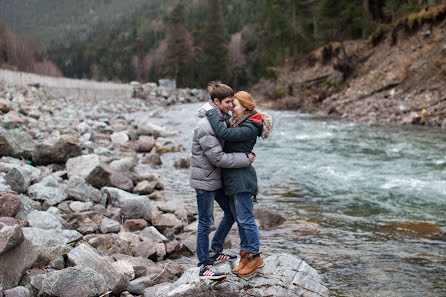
[0,192,21,217]
[124,219,148,232]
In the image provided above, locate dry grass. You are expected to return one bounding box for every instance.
[407,4,446,28]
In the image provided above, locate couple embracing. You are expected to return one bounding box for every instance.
[189,81,272,280]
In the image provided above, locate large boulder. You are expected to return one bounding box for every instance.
[64,176,102,203]
[68,243,129,295]
[66,154,111,189]
[0,129,34,159]
[27,176,67,206]
[101,187,151,221]
[144,254,329,297]
[32,135,82,166]
[38,267,108,297]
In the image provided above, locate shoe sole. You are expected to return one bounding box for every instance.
[237,263,265,277]
[199,275,227,280]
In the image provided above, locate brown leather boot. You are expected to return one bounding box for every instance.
[238,251,264,276]
[233,250,249,274]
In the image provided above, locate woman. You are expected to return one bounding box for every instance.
[204,90,272,276]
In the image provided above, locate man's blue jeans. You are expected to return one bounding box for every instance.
[229,192,260,253]
[196,188,235,266]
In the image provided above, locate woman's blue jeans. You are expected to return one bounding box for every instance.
[230,192,260,253]
[196,189,235,266]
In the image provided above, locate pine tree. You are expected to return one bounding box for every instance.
[164,0,194,87]
[201,0,230,85]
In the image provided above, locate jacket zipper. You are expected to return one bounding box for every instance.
[206,167,215,177]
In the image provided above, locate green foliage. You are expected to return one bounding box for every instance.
[201,0,230,84]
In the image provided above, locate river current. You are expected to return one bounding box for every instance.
[149,102,446,297]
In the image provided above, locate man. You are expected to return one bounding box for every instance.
[190,81,255,280]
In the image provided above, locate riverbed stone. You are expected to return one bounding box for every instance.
[109,171,134,191]
[151,212,183,234]
[39,267,108,297]
[0,191,21,217]
[0,236,38,290]
[109,157,136,172]
[66,154,111,189]
[83,233,132,256]
[100,217,121,233]
[253,208,286,229]
[32,135,82,165]
[133,180,157,194]
[124,219,148,232]
[0,224,24,254]
[65,176,102,203]
[144,254,329,297]
[0,129,34,159]
[15,194,41,220]
[26,210,63,229]
[101,187,151,221]
[4,286,32,297]
[139,226,168,243]
[22,227,82,248]
[68,243,129,295]
[27,175,67,205]
[3,168,31,194]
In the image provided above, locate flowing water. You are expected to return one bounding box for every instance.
[150,103,446,297]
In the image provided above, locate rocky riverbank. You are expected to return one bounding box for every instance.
[252,8,446,128]
[0,84,329,297]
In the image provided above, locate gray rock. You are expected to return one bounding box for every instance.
[111,260,135,282]
[22,227,82,248]
[109,171,134,191]
[109,158,136,172]
[0,129,34,159]
[35,244,72,267]
[100,217,121,234]
[32,135,82,165]
[128,274,160,295]
[139,226,168,243]
[253,208,286,229]
[26,210,63,229]
[27,175,67,205]
[39,267,108,297]
[0,176,11,192]
[15,194,41,220]
[3,168,31,194]
[0,237,37,290]
[141,153,162,168]
[133,180,156,195]
[118,231,141,248]
[68,243,129,295]
[65,176,102,203]
[66,154,111,189]
[101,187,151,221]
[144,254,329,297]
[0,224,24,255]
[69,201,94,212]
[4,286,32,297]
[133,241,157,259]
[112,253,157,278]
[110,132,130,144]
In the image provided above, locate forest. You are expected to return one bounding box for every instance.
[0,0,439,88]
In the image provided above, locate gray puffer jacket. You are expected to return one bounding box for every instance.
[190,100,251,191]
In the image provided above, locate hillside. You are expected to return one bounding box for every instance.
[252,4,446,127]
[0,0,174,47]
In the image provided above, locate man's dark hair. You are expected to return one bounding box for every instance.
[207,81,234,102]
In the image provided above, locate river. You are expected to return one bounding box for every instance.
[149,102,446,297]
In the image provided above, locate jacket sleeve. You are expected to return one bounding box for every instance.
[206,109,257,141]
[199,132,250,168]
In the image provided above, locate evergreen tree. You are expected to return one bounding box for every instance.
[201,0,230,85]
[164,1,194,87]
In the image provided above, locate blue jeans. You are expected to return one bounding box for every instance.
[196,189,235,266]
[230,192,260,253]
